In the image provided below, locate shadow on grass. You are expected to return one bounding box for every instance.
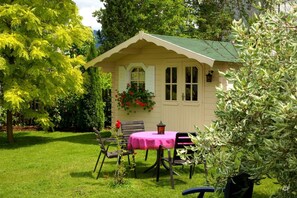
[70,171,94,178]
[253,192,275,198]
[0,131,102,149]
[0,131,52,149]
[55,132,97,145]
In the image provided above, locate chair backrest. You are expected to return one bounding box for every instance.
[93,127,107,153]
[224,173,254,198]
[121,120,145,139]
[173,132,196,161]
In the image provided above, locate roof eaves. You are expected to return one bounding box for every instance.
[85,32,145,68]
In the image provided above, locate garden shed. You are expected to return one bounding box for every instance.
[86,31,239,131]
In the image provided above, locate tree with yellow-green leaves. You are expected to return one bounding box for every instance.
[0,0,93,143]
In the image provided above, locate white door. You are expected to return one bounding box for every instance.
[162,62,202,132]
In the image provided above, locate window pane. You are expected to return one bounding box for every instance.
[139,71,145,82]
[172,85,177,100]
[185,84,191,100]
[166,85,170,100]
[131,72,138,81]
[165,67,177,101]
[166,68,171,83]
[185,67,191,83]
[192,67,198,83]
[130,67,145,89]
[172,67,177,83]
[192,85,198,101]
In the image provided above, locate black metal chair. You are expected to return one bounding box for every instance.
[182,173,254,198]
[120,120,149,161]
[93,127,136,179]
[159,132,206,189]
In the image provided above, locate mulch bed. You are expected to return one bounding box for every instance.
[0,126,38,132]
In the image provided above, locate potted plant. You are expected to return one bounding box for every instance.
[115,84,155,114]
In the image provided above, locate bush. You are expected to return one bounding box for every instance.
[182,5,297,197]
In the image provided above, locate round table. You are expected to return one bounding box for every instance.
[128,131,177,176]
[128,131,177,150]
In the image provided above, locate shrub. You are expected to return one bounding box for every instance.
[181,5,297,197]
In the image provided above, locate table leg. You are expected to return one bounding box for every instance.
[143,147,179,178]
[143,150,158,173]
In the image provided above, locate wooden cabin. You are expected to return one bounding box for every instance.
[86,31,239,132]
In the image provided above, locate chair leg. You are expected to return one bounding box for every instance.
[93,151,102,172]
[189,163,196,179]
[132,154,137,178]
[189,164,194,179]
[156,148,161,182]
[127,155,131,165]
[198,192,206,198]
[117,155,122,165]
[203,160,209,185]
[144,149,149,161]
[96,154,106,179]
[168,161,174,189]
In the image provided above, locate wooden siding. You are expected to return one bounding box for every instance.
[100,44,235,131]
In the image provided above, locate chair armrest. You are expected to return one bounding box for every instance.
[103,137,117,143]
[182,186,215,198]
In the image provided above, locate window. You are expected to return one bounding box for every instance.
[165,67,177,100]
[185,66,198,101]
[131,67,145,89]
[118,64,155,93]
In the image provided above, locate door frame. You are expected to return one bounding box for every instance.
[161,60,204,131]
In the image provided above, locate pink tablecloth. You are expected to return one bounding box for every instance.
[128,131,177,150]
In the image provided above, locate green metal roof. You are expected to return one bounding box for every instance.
[86,31,240,68]
[150,34,239,63]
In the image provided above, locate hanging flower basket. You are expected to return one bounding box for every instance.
[115,84,155,113]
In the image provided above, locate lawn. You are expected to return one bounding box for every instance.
[0,131,279,198]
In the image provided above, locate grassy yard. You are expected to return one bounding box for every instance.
[0,131,279,198]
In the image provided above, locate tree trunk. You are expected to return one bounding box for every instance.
[6,110,14,144]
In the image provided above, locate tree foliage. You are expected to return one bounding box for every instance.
[94,0,284,52]
[185,0,234,40]
[0,1,93,142]
[185,0,285,41]
[181,2,297,197]
[76,66,105,131]
[93,0,193,52]
[49,39,105,132]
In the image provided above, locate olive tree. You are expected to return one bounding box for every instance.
[182,2,297,197]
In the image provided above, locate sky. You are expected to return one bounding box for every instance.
[73,0,104,30]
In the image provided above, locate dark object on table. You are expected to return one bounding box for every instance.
[157,121,166,134]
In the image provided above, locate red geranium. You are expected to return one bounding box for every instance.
[115,84,155,113]
[115,120,121,129]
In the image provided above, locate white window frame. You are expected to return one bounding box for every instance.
[118,63,155,93]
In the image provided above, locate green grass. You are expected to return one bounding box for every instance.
[0,131,279,198]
